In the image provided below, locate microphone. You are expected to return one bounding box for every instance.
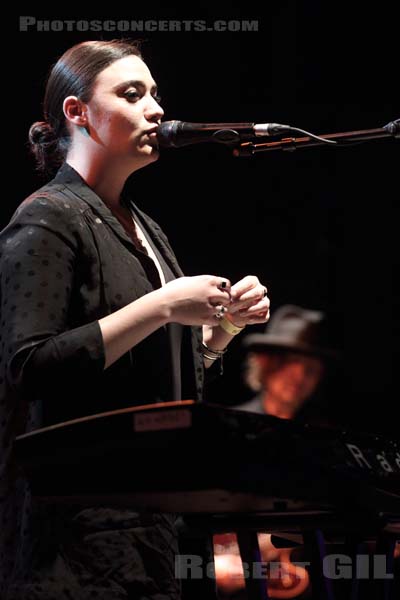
[157,120,292,148]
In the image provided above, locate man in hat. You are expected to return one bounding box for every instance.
[214,305,338,599]
[236,304,337,421]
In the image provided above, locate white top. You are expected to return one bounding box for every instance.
[133,217,166,286]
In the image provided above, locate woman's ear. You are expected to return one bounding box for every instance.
[63,96,88,128]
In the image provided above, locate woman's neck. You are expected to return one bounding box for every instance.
[66,154,132,208]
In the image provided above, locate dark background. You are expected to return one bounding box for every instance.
[6,3,398,434]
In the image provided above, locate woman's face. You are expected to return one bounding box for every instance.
[84,55,164,168]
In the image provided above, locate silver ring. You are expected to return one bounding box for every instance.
[214,306,226,319]
[262,286,268,298]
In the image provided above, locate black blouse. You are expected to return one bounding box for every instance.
[0,163,206,598]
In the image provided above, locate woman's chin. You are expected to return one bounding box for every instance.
[141,144,161,160]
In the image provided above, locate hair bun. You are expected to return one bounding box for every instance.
[28,121,61,175]
[28,121,56,145]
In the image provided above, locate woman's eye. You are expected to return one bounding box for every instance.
[124,90,140,101]
[123,91,162,104]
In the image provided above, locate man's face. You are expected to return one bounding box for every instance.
[265,352,324,408]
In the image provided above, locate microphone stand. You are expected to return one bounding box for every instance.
[233,120,399,157]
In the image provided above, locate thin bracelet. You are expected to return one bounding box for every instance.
[201,341,227,357]
[201,342,226,375]
[202,352,219,361]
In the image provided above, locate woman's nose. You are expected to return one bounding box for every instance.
[145,96,164,121]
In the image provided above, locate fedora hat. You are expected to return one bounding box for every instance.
[242,304,338,359]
